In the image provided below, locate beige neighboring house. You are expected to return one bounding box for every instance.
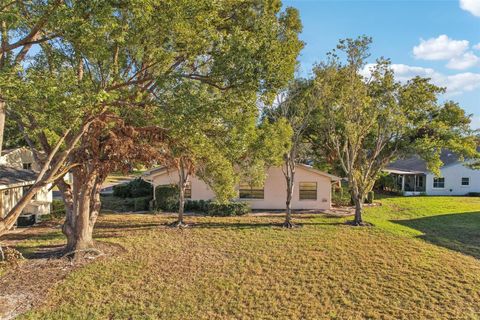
[0,148,52,222]
[142,164,340,210]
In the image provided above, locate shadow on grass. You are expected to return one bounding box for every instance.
[189,220,343,230]
[1,231,62,242]
[15,244,65,259]
[393,212,480,259]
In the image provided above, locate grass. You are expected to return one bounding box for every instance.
[103,170,145,185]
[7,196,480,319]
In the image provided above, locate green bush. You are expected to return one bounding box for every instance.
[205,201,250,216]
[155,185,179,211]
[112,184,131,198]
[365,191,375,204]
[374,173,397,192]
[101,195,151,212]
[134,197,151,211]
[153,185,250,215]
[129,178,153,198]
[113,178,153,198]
[467,192,480,197]
[332,186,351,207]
[184,199,209,212]
[50,199,66,218]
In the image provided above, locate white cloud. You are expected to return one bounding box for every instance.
[474,43,480,50]
[361,63,480,96]
[412,35,480,70]
[413,35,469,60]
[446,52,480,70]
[460,0,480,17]
[442,72,480,94]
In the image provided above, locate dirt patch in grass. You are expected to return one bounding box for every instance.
[0,222,125,320]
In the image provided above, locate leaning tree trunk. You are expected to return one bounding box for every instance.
[62,165,101,254]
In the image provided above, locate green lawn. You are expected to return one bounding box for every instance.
[9,197,480,319]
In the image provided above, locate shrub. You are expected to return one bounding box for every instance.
[467,192,480,197]
[50,199,66,218]
[155,185,179,212]
[365,191,374,204]
[113,184,131,198]
[332,186,351,207]
[134,196,151,211]
[184,199,209,212]
[205,201,250,216]
[101,195,151,212]
[113,178,153,198]
[374,173,397,192]
[129,178,153,198]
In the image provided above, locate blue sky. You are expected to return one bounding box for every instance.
[283,0,480,128]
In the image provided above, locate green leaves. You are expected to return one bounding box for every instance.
[309,36,479,199]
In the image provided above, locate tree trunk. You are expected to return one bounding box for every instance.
[0,99,5,155]
[62,166,100,255]
[172,159,189,228]
[352,195,363,225]
[283,155,296,228]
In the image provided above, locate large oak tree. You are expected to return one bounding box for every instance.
[1,0,303,252]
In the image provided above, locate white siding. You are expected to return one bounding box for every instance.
[426,163,480,195]
[0,184,52,218]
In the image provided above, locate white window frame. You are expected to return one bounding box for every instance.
[433,177,445,189]
[461,177,470,187]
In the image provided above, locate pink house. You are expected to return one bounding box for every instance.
[142,164,340,210]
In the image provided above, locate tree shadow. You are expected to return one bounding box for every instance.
[14,244,65,259]
[392,212,480,259]
[189,220,343,230]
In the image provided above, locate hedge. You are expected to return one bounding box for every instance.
[113,178,153,198]
[154,185,179,211]
[101,195,151,212]
[204,201,250,216]
[50,199,66,218]
[154,185,250,216]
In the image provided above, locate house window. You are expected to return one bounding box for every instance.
[22,163,32,170]
[184,181,192,199]
[461,177,470,186]
[239,183,264,199]
[433,177,445,188]
[299,182,317,200]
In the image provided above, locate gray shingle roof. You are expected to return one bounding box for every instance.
[0,165,37,186]
[387,148,479,173]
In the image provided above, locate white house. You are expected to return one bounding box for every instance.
[142,164,340,210]
[0,148,52,223]
[384,149,480,196]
